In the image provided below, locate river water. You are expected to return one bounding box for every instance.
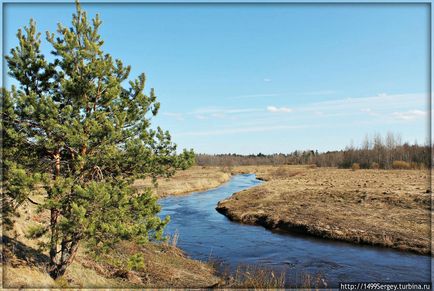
[159,174,432,287]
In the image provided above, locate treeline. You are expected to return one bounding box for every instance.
[195,133,431,169]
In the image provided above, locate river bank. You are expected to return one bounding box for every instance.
[133,166,231,198]
[4,165,430,288]
[160,173,431,287]
[217,165,430,255]
[2,188,220,288]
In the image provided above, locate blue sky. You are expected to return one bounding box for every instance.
[3,3,429,154]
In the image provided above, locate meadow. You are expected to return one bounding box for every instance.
[218,165,431,255]
[3,164,430,288]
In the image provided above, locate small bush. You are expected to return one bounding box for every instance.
[410,162,425,170]
[127,253,145,271]
[392,160,411,170]
[370,162,380,170]
[55,277,69,288]
[351,163,360,171]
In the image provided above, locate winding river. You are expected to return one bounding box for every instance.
[159,174,432,287]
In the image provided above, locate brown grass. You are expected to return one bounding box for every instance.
[2,186,220,288]
[83,240,219,288]
[217,165,431,255]
[133,166,231,198]
[351,163,360,171]
[370,162,380,169]
[231,164,309,181]
[217,264,286,288]
[392,160,411,170]
[2,235,123,288]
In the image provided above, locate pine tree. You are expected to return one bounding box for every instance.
[2,2,194,279]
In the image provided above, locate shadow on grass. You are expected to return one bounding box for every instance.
[2,235,49,269]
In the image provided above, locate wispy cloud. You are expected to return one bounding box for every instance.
[391,110,427,121]
[165,107,262,120]
[162,112,184,121]
[177,124,309,137]
[303,93,426,112]
[229,93,279,99]
[195,115,207,120]
[163,93,428,128]
[360,108,380,117]
[300,90,337,96]
[267,106,293,113]
[191,107,261,115]
[263,78,272,82]
[229,90,337,100]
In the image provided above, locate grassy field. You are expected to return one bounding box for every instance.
[133,166,231,198]
[217,165,431,255]
[4,165,430,288]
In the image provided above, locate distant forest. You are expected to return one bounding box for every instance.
[196,133,431,169]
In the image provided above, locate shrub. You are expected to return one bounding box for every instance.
[351,163,360,171]
[127,254,145,271]
[370,162,380,169]
[392,160,411,170]
[410,162,425,170]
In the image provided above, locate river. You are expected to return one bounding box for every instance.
[159,174,432,287]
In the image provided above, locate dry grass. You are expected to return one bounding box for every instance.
[2,187,220,288]
[133,166,231,198]
[370,162,380,169]
[218,264,286,288]
[351,163,360,171]
[86,240,219,288]
[2,235,123,288]
[392,160,411,169]
[213,263,327,288]
[217,165,431,255]
[231,164,309,181]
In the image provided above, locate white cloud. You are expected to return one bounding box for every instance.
[267,106,293,113]
[391,110,427,121]
[263,78,272,82]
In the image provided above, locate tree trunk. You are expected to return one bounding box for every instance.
[48,151,62,279]
[48,238,80,279]
[49,208,59,268]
